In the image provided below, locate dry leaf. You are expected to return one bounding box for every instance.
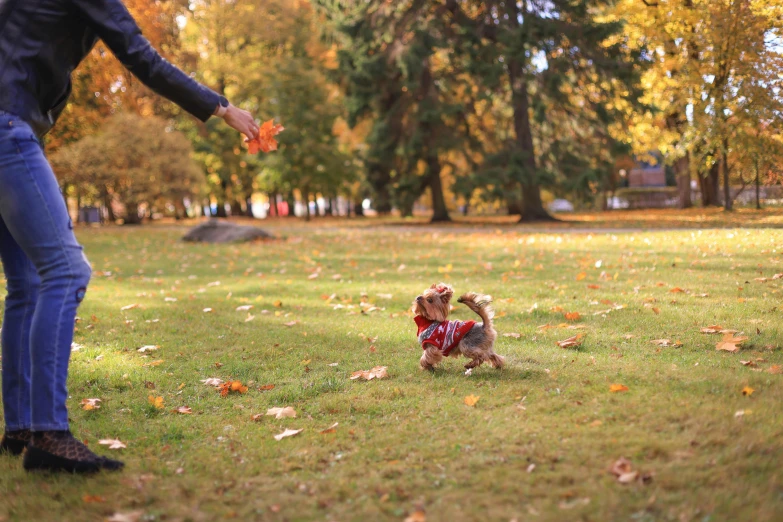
[120,303,139,311]
[716,333,749,353]
[669,287,685,293]
[259,384,276,390]
[137,345,159,353]
[251,414,264,422]
[742,386,754,396]
[650,339,683,348]
[235,305,253,312]
[740,360,756,367]
[219,380,249,396]
[266,406,297,419]
[576,272,587,281]
[246,119,285,154]
[273,300,283,308]
[320,422,339,434]
[587,284,600,290]
[503,332,522,339]
[651,307,661,315]
[283,321,298,327]
[767,365,782,374]
[201,378,223,387]
[609,384,629,393]
[176,406,193,414]
[404,511,427,522]
[107,511,144,522]
[82,495,105,503]
[564,311,581,321]
[350,366,389,381]
[98,438,127,449]
[463,394,480,407]
[148,395,164,409]
[556,335,584,349]
[273,428,303,441]
[80,398,101,411]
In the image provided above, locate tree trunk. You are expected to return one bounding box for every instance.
[230,199,243,217]
[369,168,393,215]
[285,192,296,218]
[755,159,761,210]
[268,192,278,217]
[245,197,255,218]
[302,188,311,221]
[506,187,523,215]
[215,200,228,218]
[698,161,720,207]
[721,143,732,211]
[324,197,333,216]
[104,192,116,223]
[427,156,451,223]
[354,200,365,217]
[506,0,553,223]
[124,202,142,225]
[75,189,82,224]
[674,155,692,209]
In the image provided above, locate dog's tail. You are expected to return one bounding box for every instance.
[457,292,494,331]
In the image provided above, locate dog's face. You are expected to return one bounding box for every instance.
[413,283,453,322]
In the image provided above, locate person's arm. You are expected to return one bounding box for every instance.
[70,0,259,138]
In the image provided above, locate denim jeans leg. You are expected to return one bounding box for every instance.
[0,216,40,431]
[0,115,91,431]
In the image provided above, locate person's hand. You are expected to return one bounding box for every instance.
[221,105,259,140]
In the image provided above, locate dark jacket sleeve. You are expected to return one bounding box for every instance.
[70,0,221,122]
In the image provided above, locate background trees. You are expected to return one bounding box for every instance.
[50,0,783,223]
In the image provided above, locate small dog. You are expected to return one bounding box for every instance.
[413,283,504,371]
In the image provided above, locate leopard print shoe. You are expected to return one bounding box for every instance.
[0,429,32,456]
[23,430,111,473]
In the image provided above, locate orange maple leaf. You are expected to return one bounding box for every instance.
[246,119,285,154]
[610,384,629,393]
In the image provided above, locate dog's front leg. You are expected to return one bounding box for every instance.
[420,345,443,371]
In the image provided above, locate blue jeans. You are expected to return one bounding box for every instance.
[0,111,91,432]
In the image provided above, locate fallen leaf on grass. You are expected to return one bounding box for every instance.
[200,378,223,387]
[742,386,754,396]
[650,339,683,348]
[503,332,522,339]
[235,305,253,312]
[219,381,249,396]
[203,308,213,313]
[266,407,296,419]
[556,335,584,349]
[137,345,159,353]
[740,360,756,367]
[576,272,587,281]
[320,423,339,434]
[259,384,276,390]
[283,321,298,327]
[82,494,105,503]
[669,287,685,293]
[176,406,192,414]
[273,428,303,441]
[700,325,737,334]
[716,333,749,353]
[609,457,640,484]
[142,359,164,367]
[80,398,101,411]
[107,512,144,522]
[120,304,139,311]
[609,384,629,393]
[587,284,600,290]
[463,394,480,407]
[767,365,782,375]
[350,366,388,381]
[404,511,427,522]
[148,395,164,409]
[98,438,127,449]
[251,414,263,422]
[564,312,581,321]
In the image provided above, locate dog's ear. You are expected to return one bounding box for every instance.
[436,284,453,303]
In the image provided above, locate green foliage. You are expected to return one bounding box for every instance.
[51,113,203,223]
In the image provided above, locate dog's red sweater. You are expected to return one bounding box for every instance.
[414,316,476,356]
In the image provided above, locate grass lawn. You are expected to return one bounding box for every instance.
[1,216,783,521]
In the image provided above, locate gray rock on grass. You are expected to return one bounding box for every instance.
[182,219,273,243]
